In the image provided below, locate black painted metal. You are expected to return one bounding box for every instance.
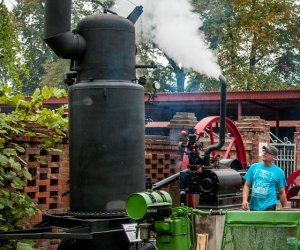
[192,168,242,209]
[197,169,241,198]
[69,81,145,214]
[76,14,136,81]
[0,213,131,249]
[45,0,145,216]
[152,169,188,190]
[127,6,143,24]
[219,159,243,171]
[203,75,227,166]
[44,0,86,58]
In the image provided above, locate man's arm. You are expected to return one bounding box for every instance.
[242,181,251,210]
[278,187,288,208]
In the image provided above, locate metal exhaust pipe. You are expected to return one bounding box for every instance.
[44,0,85,59]
[203,75,227,166]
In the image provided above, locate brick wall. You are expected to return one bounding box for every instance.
[14,136,69,250]
[145,135,182,206]
[145,136,181,183]
[236,116,270,164]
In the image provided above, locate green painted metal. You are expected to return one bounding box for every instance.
[155,216,192,250]
[225,211,300,226]
[125,191,172,220]
[221,211,300,250]
[287,237,300,250]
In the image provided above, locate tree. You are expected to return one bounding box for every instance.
[11,0,115,94]
[12,0,53,94]
[193,0,300,90]
[136,42,178,93]
[0,2,28,90]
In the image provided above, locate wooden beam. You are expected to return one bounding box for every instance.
[196,234,208,250]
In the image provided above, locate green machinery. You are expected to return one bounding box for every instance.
[125,190,218,250]
[126,191,300,250]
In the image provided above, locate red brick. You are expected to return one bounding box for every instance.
[36,192,50,198]
[48,185,59,192]
[37,168,50,174]
[25,148,40,154]
[27,162,39,168]
[37,204,50,211]
[48,162,60,168]
[36,179,51,186]
[46,198,57,204]
[24,186,39,193]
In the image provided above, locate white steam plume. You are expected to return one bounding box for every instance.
[114,0,221,79]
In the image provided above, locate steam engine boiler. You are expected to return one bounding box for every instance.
[45,0,145,249]
[44,0,145,217]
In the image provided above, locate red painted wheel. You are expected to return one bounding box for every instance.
[285,170,300,201]
[181,116,247,207]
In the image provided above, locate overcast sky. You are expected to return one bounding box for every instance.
[3,0,16,10]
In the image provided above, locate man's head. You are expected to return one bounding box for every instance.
[262,144,278,164]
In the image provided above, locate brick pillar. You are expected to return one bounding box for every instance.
[169,112,198,143]
[294,125,300,170]
[236,116,270,164]
[145,135,182,206]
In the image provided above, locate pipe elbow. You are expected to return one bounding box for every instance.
[203,74,227,166]
[219,75,227,85]
[44,32,86,59]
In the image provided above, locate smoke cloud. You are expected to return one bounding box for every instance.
[114,0,221,79]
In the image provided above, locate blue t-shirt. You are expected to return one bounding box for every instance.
[244,162,286,211]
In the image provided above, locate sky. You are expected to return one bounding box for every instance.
[3,0,16,11]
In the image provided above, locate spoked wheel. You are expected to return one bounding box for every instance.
[181,116,247,207]
[285,170,300,201]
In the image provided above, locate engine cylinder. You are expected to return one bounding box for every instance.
[197,169,242,198]
[69,81,145,214]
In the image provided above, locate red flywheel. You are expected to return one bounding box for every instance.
[285,170,300,201]
[181,116,247,207]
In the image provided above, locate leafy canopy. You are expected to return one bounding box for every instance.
[0,3,28,90]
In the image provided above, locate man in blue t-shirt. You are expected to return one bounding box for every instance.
[242,144,288,211]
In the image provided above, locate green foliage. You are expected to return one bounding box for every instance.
[12,0,54,94]
[137,43,177,92]
[40,59,69,89]
[0,240,38,250]
[0,3,28,89]
[0,82,67,249]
